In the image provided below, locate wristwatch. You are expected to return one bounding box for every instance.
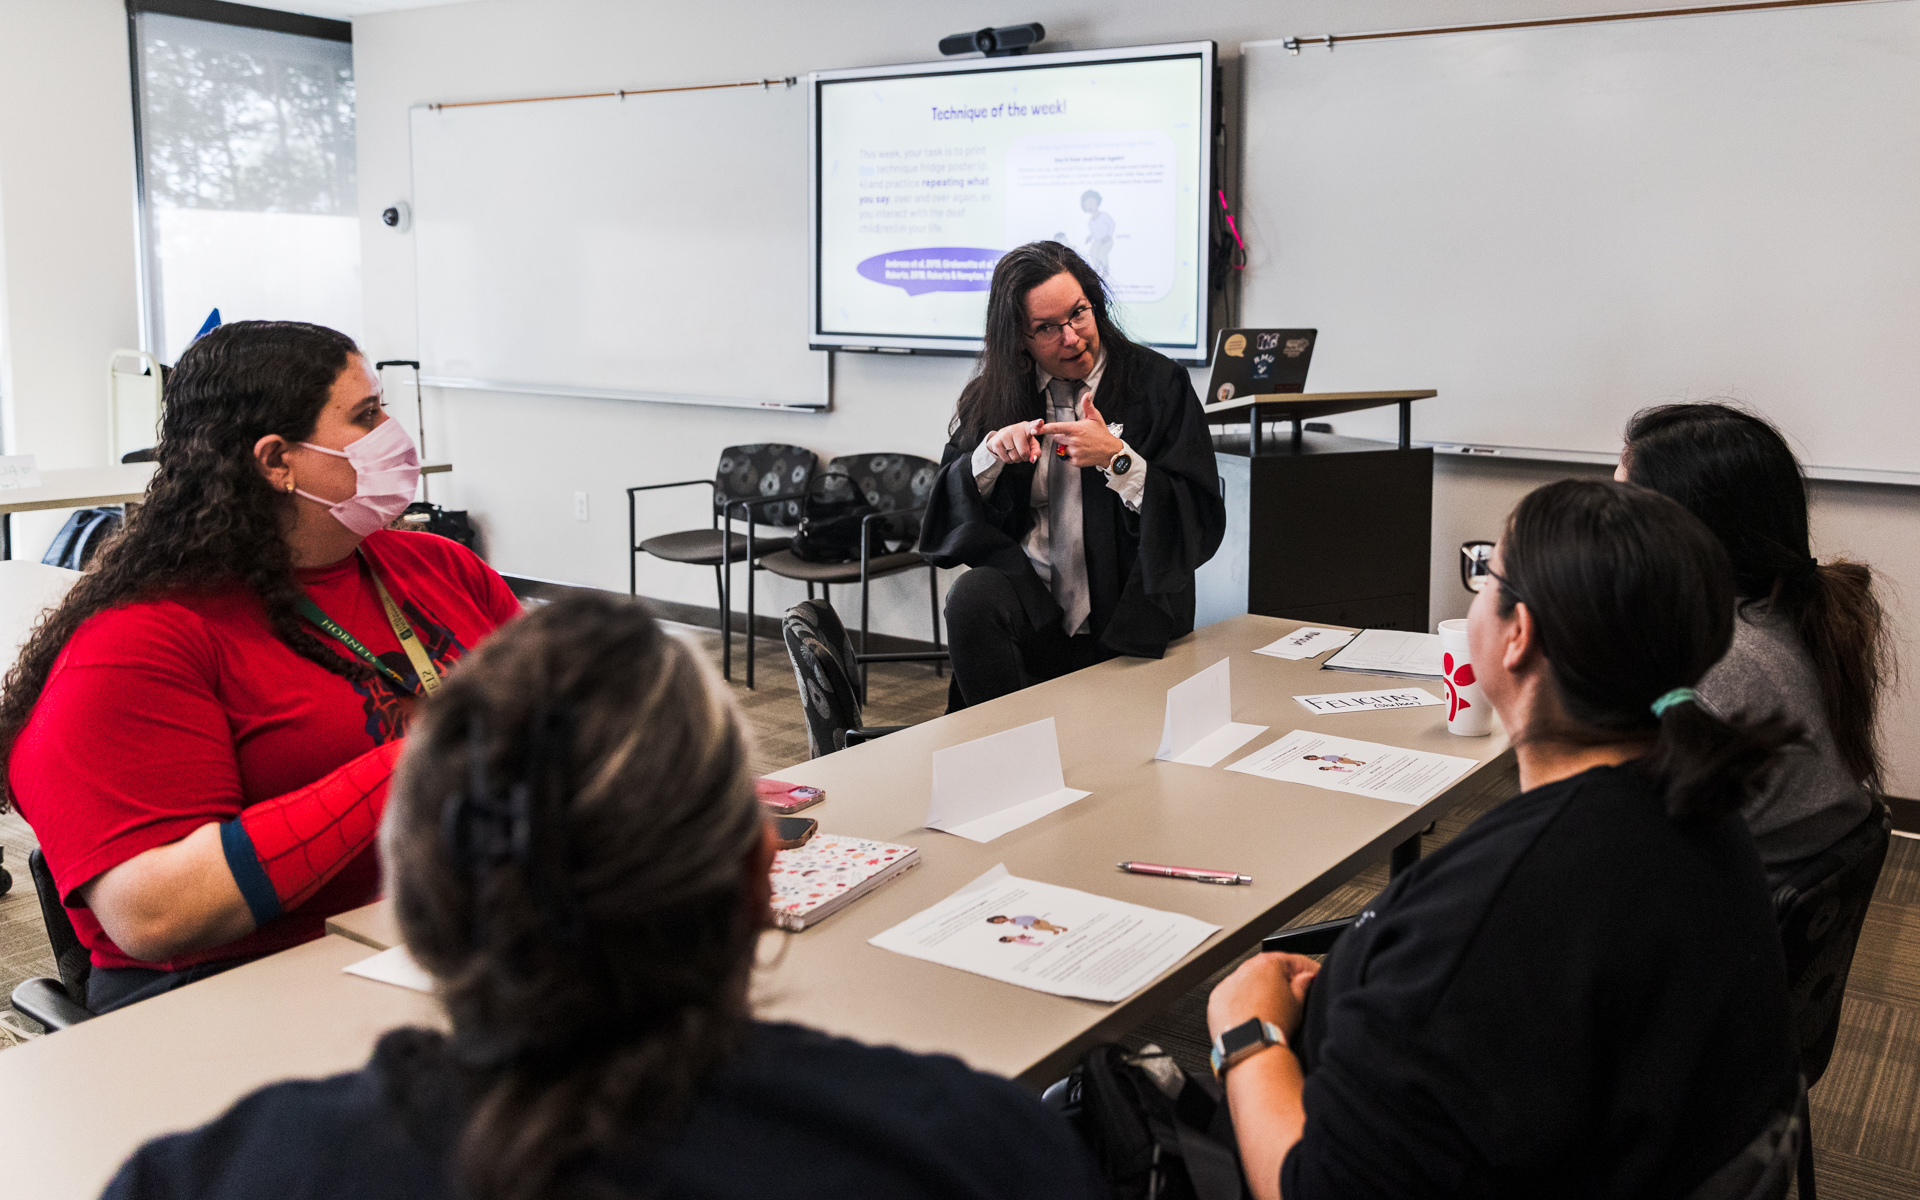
[1102,448,1133,477]
[1210,1017,1286,1079]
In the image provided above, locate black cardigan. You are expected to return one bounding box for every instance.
[918,340,1226,660]
[1283,764,1801,1199]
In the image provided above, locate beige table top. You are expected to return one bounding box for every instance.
[335,615,1510,1085]
[0,935,443,1200]
[0,461,451,517]
[0,464,156,514]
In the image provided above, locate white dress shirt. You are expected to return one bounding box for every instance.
[966,352,1146,636]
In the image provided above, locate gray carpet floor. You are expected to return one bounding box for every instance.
[0,617,1914,1195]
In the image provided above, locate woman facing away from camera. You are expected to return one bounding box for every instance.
[100,592,1107,1200]
[1619,402,1891,882]
[1206,480,1803,1200]
[2,321,520,1013]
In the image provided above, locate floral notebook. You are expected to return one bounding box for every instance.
[770,835,920,932]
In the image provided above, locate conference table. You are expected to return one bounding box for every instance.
[333,613,1515,1083]
[0,613,1512,1198]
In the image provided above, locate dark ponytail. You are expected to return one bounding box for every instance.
[382,592,767,1200]
[1500,479,1802,821]
[1623,402,1891,791]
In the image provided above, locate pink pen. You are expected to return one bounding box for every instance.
[1118,861,1254,886]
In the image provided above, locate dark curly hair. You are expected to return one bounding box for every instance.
[0,320,377,808]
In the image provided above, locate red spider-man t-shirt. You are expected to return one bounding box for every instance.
[9,529,522,972]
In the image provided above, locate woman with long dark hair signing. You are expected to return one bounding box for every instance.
[1206,481,1802,1198]
[101,592,1105,1200]
[919,241,1225,708]
[1618,402,1890,882]
[1,321,519,1013]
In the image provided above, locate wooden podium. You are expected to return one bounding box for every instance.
[1193,390,1437,634]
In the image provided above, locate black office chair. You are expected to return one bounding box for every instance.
[628,443,815,684]
[781,600,907,757]
[759,453,948,698]
[1773,800,1891,1200]
[9,849,95,1030]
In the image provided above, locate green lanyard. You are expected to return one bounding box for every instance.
[299,551,444,697]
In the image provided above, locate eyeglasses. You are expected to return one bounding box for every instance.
[1459,540,1521,601]
[1027,303,1095,345]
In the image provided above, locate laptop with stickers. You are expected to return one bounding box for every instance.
[1204,328,1316,405]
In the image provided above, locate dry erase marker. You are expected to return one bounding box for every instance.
[1118,861,1253,886]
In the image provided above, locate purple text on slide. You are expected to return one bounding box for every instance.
[857,247,1004,296]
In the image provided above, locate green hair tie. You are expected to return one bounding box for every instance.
[1650,688,1699,718]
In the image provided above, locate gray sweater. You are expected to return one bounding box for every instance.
[1697,607,1873,885]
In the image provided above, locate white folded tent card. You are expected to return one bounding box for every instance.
[927,717,1091,843]
[1156,658,1268,767]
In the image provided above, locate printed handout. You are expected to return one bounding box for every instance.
[1156,657,1267,767]
[1227,730,1477,805]
[1293,688,1443,716]
[869,865,1220,1003]
[1321,629,1444,678]
[1254,626,1356,660]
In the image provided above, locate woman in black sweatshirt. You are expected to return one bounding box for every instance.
[1208,479,1803,1200]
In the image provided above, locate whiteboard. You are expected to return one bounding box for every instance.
[1240,0,1920,482]
[410,84,827,410]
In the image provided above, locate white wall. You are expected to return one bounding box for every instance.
[0,0,142,552]
[355,0,1920,793]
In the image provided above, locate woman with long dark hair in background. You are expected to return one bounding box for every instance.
[1619,402,1890,881]
[1206,480,1802,1198]
[2,321,519,1012]
[100,592,1105,1200]
[919,240,1225,709]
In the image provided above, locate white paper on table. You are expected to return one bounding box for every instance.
[0,455,41,491]
[1293,687,1443,716]
[343,945,434,993]
[1155,658,1268,767]
[1321,629,1444,678]
[1226,729,1477,806]
[927,717,1091,842]
[1254,626,1356,660]
[868,864,1220,1003]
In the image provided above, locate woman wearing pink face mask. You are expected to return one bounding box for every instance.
[0,321,520,1011]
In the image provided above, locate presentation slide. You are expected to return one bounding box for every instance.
[813,46,1212,359]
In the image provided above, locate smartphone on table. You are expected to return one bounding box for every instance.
[756,778,825,814]
[770,816,818,850]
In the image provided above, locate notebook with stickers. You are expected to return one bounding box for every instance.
[1204,327,1317,405]
[769,834,920,931]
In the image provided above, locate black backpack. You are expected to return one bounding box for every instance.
[42,507,123,571]
[395,502,478,551]
[788,470,877,564]
[1051,1044,1250,1200]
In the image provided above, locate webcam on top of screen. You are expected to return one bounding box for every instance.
[939,23,1045,58]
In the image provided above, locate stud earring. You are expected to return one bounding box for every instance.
[286,478,296,493]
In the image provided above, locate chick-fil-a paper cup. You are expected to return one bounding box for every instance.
[1437,619,1492,736]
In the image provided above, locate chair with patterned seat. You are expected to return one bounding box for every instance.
[758,452,947,698]
[628,443,815,683]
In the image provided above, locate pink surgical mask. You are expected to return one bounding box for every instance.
[294,418,421,537]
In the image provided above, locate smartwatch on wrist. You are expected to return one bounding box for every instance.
[1210,1017,1286,1079]
[1102,448,1133,477]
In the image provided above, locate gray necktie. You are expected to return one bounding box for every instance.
[1045,377,1091,637]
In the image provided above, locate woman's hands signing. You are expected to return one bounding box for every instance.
[1040,396,1125,468]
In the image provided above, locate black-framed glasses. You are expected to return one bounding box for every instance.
[1028,303,1094,345]
[1460,540,1503,595]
